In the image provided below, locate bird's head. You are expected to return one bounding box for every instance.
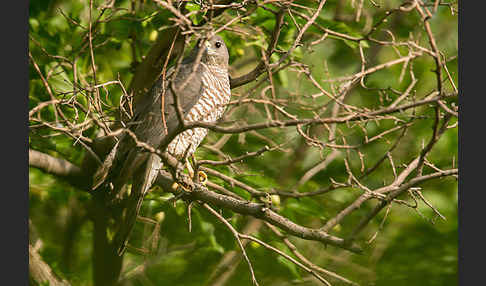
[201,35,229,70]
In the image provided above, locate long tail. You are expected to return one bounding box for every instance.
[113,154,162,255]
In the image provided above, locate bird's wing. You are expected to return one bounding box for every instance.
[110,61,207,255]
[113,153,161,255]
[91,60,205,191]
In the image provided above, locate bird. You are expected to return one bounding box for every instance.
[91,35,231,255]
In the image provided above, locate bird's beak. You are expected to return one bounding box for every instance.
[205,41,217,55]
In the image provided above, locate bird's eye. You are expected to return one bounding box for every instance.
[215,41,222,48]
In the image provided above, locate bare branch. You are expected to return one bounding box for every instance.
[155,171,363,253]
[30,243,71,286]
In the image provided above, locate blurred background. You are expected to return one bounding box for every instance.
[29,0,458,285]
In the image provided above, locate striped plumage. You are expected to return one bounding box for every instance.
[91,36,230,255]
[167,63,231,158]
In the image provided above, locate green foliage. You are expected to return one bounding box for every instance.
[29,1,457,285]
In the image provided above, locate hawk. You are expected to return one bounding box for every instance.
[92,35,231,255]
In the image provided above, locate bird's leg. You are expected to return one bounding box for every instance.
[175,158,195,192]
[189,154,207,186]
[170,158,194,192]
[186,159,195,179]
[171,153,208,192]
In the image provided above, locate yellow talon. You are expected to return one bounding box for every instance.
[171,165,206,192]
[171,181,191,192]
[198,171,207,185]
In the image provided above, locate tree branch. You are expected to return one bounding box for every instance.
[29,149,90,189]
[346,168,458,242]
[155,170,363,254]
[29,243,71,286]
[230,9,285,88]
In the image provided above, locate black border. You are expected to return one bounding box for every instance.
[458,1,482,285]
[4,0,29,284]
[19,0,471,285]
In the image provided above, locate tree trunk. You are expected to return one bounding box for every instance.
[91,194,123,286]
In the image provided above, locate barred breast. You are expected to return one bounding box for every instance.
[167,64,231,159]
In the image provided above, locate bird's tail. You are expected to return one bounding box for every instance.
[113,154,162,255]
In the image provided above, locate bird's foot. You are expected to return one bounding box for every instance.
[171,181,192,192]
[171,171,206,192]
[170,161,194,192]
[197,170,207,185]
[170,160,206,192]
